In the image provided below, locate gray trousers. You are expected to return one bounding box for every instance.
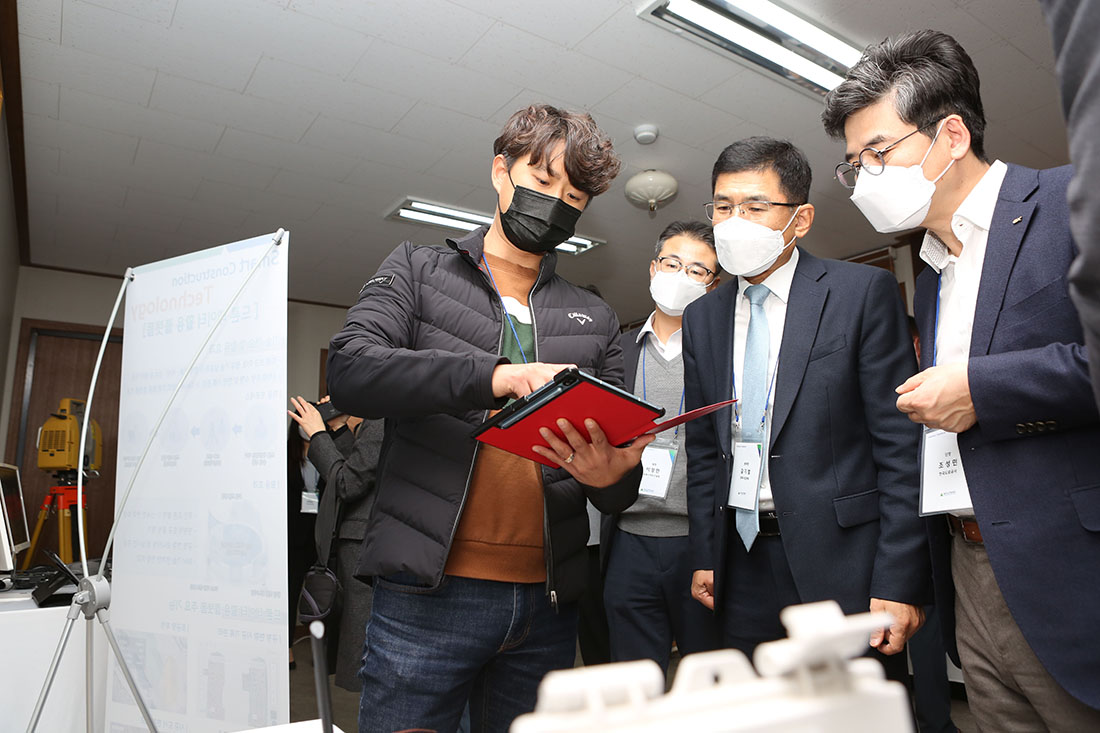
[952,533,1100,732]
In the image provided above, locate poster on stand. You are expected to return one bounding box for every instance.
[105,232,288,732]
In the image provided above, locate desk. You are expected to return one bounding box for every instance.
[0,589,107,732]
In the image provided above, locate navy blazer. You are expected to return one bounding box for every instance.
[916,163,1100,709]
[682,249,928,617]
[598,325,646,570]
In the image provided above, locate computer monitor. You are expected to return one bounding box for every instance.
[0,463,30,573]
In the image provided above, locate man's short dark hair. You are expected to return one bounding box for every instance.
[711,137,812,204]
[821,30,987,161]
[654,220,716,258]
[493,104,621,197]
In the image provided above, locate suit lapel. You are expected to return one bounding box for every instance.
[708,280,739,451]
[970,164,1038,357]
[771,250,827,442]
[621,327,643,393]
[915,269,938,371]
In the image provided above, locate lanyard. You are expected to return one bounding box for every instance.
[641,340,686,437]
[933,275,941,367]
[732,359,779,434]
[482,254,529,364]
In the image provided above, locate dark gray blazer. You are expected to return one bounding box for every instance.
[917,164,1100,710]
[682,248,928,616]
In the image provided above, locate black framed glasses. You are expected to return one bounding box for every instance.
[703,200,802,223]
[654,256,716,284]
[834,120,940,188]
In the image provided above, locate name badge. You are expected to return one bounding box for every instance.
[919,428,973,515]
[639,444,677,499]
[728,441,763,510]
[300,490,319,514]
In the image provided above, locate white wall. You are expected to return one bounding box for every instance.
[0,263,350,449]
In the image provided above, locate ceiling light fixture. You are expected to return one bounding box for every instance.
[624,170,679,212]
[639,0,862,95]
[387,198,603,255]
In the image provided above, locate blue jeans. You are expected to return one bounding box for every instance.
[357,574,578,733]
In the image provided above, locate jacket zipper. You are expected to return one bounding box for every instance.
[528,261,558,611]
[438,252,509,585]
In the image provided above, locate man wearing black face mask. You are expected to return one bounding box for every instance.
[327,104,651,733]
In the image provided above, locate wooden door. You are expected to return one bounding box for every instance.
[4,319,122,568]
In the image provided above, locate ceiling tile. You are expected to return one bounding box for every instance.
[449,0,619,48]
[704,70,828,141]
[458,22,633,108]
[151,73,317,142]
[63,0,262,92]
[969,42,1059,122]
[348,38,520,120]
[193,179,324,222]
[134,139,282,190]
[60,87,226,153]
[573,5,742,100]
[80,0,177,25]
[171,0,370,78]
[19,35,156,106]
[17,0,63,43]
[124,187,249,229]
[59,146,202,199]
[21,78,61,119]
[216,127,360,181]
[289,0,495,63]
[594,78,745,148]
[390,104,501,150]
[299,116,447,173]
[245,56,417,131]
[24,114,140,161]
[1002,103,1069,164]
[959,0,1057,69]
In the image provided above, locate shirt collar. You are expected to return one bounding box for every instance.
[919,160,1008,273]
[636,310,682,342]
[737,246,799,304]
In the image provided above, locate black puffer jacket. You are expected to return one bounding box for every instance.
[327,228,640,605]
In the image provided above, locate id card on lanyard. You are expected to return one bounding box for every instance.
[919,275,974,515]
[638,345,683,500]
[726,361,777,509]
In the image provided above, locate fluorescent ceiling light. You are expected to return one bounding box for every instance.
[646,0,860,94]
[387,198,604,255]
[722,0,862,68]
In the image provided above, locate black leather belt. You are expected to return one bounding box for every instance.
[758,511,781,537]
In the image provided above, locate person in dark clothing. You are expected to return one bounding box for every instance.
[327,104,651,733]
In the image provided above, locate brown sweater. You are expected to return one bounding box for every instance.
[444,252,546,583]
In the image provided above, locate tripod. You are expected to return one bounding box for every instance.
[23,484,88,569]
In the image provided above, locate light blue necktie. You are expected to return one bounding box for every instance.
[736,283,771,551]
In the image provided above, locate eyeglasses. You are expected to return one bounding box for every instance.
[704,200,802,223]
[834,121,939,189]
[654,256,717,284]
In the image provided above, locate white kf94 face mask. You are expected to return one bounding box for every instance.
[649,269,708,316]
[713,206,801,278]
[849,120,955,233]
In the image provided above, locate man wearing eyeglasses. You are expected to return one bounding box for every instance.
[823,30,1100,728]
[681,137,928,683]
[600,221,721,673]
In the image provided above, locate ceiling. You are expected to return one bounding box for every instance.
[12,0,1067,322]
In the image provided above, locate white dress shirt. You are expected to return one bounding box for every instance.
[918,159,1007,515]
[919,160,1008,366]
[734,247,799,511]
[636,310,683,361]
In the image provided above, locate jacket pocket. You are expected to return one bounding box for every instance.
[833,488,879,528]
[809,334,847,361]
[1069,484,1100,532]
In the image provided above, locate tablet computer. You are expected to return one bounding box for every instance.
[472,368,664,467]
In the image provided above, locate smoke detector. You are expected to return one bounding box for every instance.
[633,124,659,145]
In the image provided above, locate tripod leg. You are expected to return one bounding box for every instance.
[22,499,52,570]
[97,610,159,732]
[86,617,94,733]
[26,602,81,733]
[59,505,72,564]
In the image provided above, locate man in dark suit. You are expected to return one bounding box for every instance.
[682,137,928,682]
[601,221,721,673]
[823,29,1100,728]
